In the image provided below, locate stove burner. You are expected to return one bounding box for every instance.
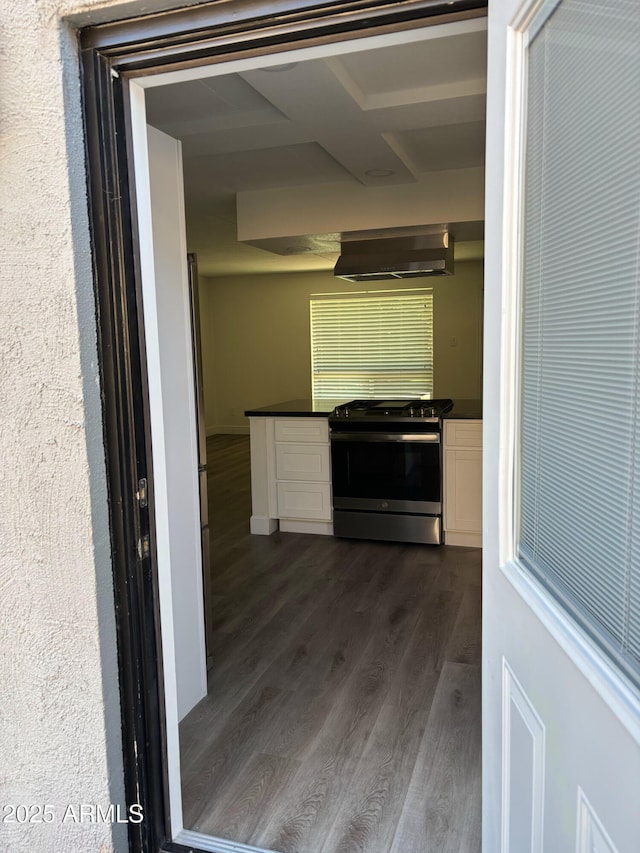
[331,398,453,421]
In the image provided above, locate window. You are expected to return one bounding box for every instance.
[517,0,640,689]
[310,289,433,400]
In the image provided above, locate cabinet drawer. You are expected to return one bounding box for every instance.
[276,482,332,520]
[274,418,329,444]
[445,420,482,448]
[275,444,330,482]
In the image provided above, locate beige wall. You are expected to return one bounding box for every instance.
[199,260,483,433]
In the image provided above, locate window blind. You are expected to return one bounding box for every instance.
[310,290,433,400]
[518,0,640,687]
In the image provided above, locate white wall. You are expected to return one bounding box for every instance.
[199,262,483,433]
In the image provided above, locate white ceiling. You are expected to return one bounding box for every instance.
[145,16,487,277]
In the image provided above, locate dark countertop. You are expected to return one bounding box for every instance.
[244,398,349,417]
[443,399,483,419]
[245,397,482,419]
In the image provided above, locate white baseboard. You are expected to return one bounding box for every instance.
[444,529,482,547]
[279,519,334,536]
[206,425,250,436]
[250,515,278,535]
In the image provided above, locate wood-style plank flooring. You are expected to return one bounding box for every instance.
[180,434,482,853]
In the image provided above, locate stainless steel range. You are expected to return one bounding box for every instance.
[329,398,453,545]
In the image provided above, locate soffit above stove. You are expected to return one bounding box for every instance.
[239,221,483,268]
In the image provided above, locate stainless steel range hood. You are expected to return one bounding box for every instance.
[334,232,454,281]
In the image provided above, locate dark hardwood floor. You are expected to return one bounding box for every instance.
[180,434,482,853]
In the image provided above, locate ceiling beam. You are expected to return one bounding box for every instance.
[237,165,484,240]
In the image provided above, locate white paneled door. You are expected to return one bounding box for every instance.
[483,1,640,851]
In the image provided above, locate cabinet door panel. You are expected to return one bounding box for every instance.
[445,449,482,532]
[276,482,332,520]
[275,444,330,482]
[445,420,483,448]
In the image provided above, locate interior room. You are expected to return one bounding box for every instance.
[144,14,486,852]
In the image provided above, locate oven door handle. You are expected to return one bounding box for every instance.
[330,432,440,443]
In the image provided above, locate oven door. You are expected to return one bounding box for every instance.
[330,428,442,514]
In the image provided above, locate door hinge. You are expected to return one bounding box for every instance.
[136,478,148,508]
[137,534,150,561]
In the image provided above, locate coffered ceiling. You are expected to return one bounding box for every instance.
[145,16,487,277]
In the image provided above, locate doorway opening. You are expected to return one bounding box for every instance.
[81,3,490,853]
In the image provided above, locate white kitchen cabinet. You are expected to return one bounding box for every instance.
[443,419,482,547]
[276,481,332,522]
[275,443,331,482]
[274,418,329,444]
[275,418,332,532]
[248,415,333,536]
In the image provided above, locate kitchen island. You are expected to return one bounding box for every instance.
[245,398,482,544]
[245,399,345,536]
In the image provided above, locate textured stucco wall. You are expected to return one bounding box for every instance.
[0,0,186,849]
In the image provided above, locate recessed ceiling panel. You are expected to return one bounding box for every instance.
[182,141,354,198]
[186,191,237,223]
[145,75,286,137]
[336,32,487,96]
[392,121,486,172]
[240,60,419,184]
[367,93,486,132]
